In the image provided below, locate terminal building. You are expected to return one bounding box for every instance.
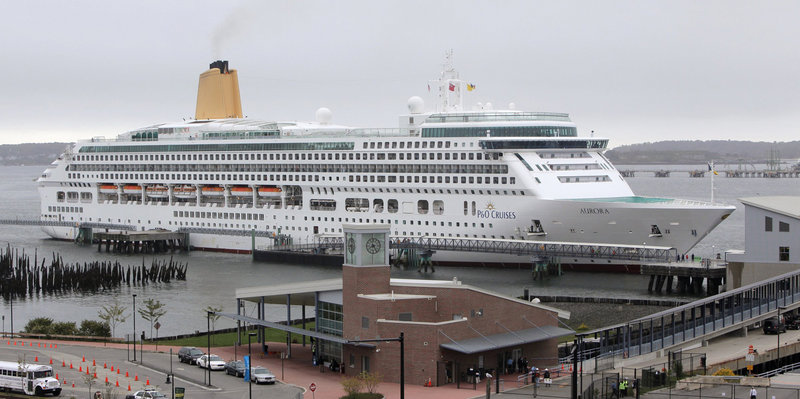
[233,224,572,386]
[727,196,800,288]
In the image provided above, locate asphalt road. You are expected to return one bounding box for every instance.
[0,341,303,399]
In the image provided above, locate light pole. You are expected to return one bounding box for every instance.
[248,332,257,399]
[778,306,786,370]
[132,294,137,362]
[207,311,212,387]
[165,348,174,399]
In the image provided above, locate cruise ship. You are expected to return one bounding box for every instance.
[38,56,734,265]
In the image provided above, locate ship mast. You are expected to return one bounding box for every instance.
[432,50,464,112]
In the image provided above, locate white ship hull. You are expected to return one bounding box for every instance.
[36,58,735,266]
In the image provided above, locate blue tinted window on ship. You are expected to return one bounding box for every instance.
[421,126,577,138]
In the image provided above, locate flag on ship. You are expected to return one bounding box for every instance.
[467,83,476,91]
[448,83,456,91]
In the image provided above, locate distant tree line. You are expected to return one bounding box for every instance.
[606,140,800,164]
[0,143,70,166]
[23,317,111,337]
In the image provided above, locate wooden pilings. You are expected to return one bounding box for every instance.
[642,261,726,296]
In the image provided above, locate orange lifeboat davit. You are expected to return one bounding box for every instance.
[145,185,169,198]
[201,186,224,197]
[230,186,254,197]
[257,186,282,197]
[173,185,197,199]
[99,184,118,194]
[123,185,142,194]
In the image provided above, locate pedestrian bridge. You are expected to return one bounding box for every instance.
[573,268,800,372]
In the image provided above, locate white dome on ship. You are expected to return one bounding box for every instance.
[508,102,516,110]
[407,96,424,114]
[315,107,332,124]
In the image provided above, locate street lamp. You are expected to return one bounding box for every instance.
[207,311,212,387]
[778,306,786,370]
[248,332,257,399]
[132,294,137,362]
[165,348,174,399]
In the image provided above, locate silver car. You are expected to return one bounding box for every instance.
[249,367,276,384]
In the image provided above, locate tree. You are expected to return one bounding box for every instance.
[79,320,111,337]
[82,366,97,398]
[205,305,223,345]
[138,298,167,340]
[23,317,54,334]
[98,300,127,338]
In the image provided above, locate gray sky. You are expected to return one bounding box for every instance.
[1,0,798,147]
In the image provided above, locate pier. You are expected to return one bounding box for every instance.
[641,260,726,295]
[94,230,188,254]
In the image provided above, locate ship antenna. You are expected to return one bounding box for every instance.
[431,50,463,113]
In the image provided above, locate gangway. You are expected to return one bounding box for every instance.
[313,236,677,263]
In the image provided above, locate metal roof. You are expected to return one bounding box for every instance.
[215,313,373,347]
[740,196,800,220]
[440,325,574,354]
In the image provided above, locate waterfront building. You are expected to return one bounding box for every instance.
[727,196,800,287]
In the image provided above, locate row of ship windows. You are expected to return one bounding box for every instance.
[68,161,509,174]
[66,173,518,186]
[72,143,487,162]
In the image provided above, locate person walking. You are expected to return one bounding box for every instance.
[750,387,757,399]
[544,368,551,387]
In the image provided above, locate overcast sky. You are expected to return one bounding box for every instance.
[1,0,798,147]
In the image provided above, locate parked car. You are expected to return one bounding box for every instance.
[788,318,800,330]
[225,360,246,377]
[763,316,786,334]
[250,366,276,384]
[126,389,166,399]
[177,347,205,364]
[197,354,226,370]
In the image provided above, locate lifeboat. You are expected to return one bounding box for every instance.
[98,184,118,195]
[257,187,282,197]
[146,185,169,198]
[123,185,142,194]
[201,186,224,197]
[230,186,254,197]
[173,185,197,199]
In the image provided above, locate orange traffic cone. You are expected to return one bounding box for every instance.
[105,376,108,384]
[72,383,75,388]
[116,380,119,387]
[55,373,58,380]
[62,360,66,367]
[103,362,107,369]
[34,356,38,362]
[82,356,85,362]
[93,372,97,378]
[117,368,120,375]
[111,365,114,372]
[146,379,150,385]
[92,359,96,366]
[54,344,57,349]
[134,375,138,381]
[127,385,131,391]
[125,371,129,377]
[79,366,82,372]
[69,363,73,369]
[49,359,53,365]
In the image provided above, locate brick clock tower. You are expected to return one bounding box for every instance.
[342,224,391,296]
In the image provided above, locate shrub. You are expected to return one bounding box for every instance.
[712,368,735,376]
[358,371,382,394]
[340,376,363,397]
[24,317,54,334]
[80,320,111,337]
[50,322,78,336]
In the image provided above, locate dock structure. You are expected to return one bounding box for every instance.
[641,260,726,295]
[620,170,635,177]
[94,230,188,254]
[654,170,671,177]
[724,169,800,178]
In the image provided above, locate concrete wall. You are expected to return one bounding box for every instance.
[727,261,799,289]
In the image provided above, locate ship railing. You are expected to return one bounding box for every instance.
[346,128,415,137]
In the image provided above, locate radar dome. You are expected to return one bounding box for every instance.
[508,102,516,110]
[485,102,493,110]
[315,107,332,124]
[407,96,424,114]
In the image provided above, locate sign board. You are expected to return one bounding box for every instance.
[154,322,161,330]
[310,383,316,392]
[747,365,753,371]
[745,354,755,362]
[174,387,185,399]
[244,355,251,382]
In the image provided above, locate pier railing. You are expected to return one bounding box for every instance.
[573,268,800,371]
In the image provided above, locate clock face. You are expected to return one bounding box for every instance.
[366,237,381,254]
[347,237,356,254]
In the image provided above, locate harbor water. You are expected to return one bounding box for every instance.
[1,165,799,336]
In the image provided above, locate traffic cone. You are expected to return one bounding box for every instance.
[111,365,114,372]
[561,364,564,370]
[146,379,150,385]
[103,362,107,369]
[72,383,75,388]
[55,373,58,381]
[54,344,57,349]
[105,376,108,384]
[127,385,131,391]
[38,343,41,347]
[49,359,53,365]
[34,356,38,362]
[79,366,82,372]
[134,375,138,381]
[117,368,120,375]
[82,356,85,362]
[62,360,65,367]
[93,372,97,378]
[69,363,73,369]
[125,370,129,377]
[93,359,96,366]
[116,380,119,387]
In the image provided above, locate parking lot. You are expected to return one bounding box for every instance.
[0,339,303,399]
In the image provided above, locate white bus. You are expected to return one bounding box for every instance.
[0,360,61,396]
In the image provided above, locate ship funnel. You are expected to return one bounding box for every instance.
[195,60,243,119]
